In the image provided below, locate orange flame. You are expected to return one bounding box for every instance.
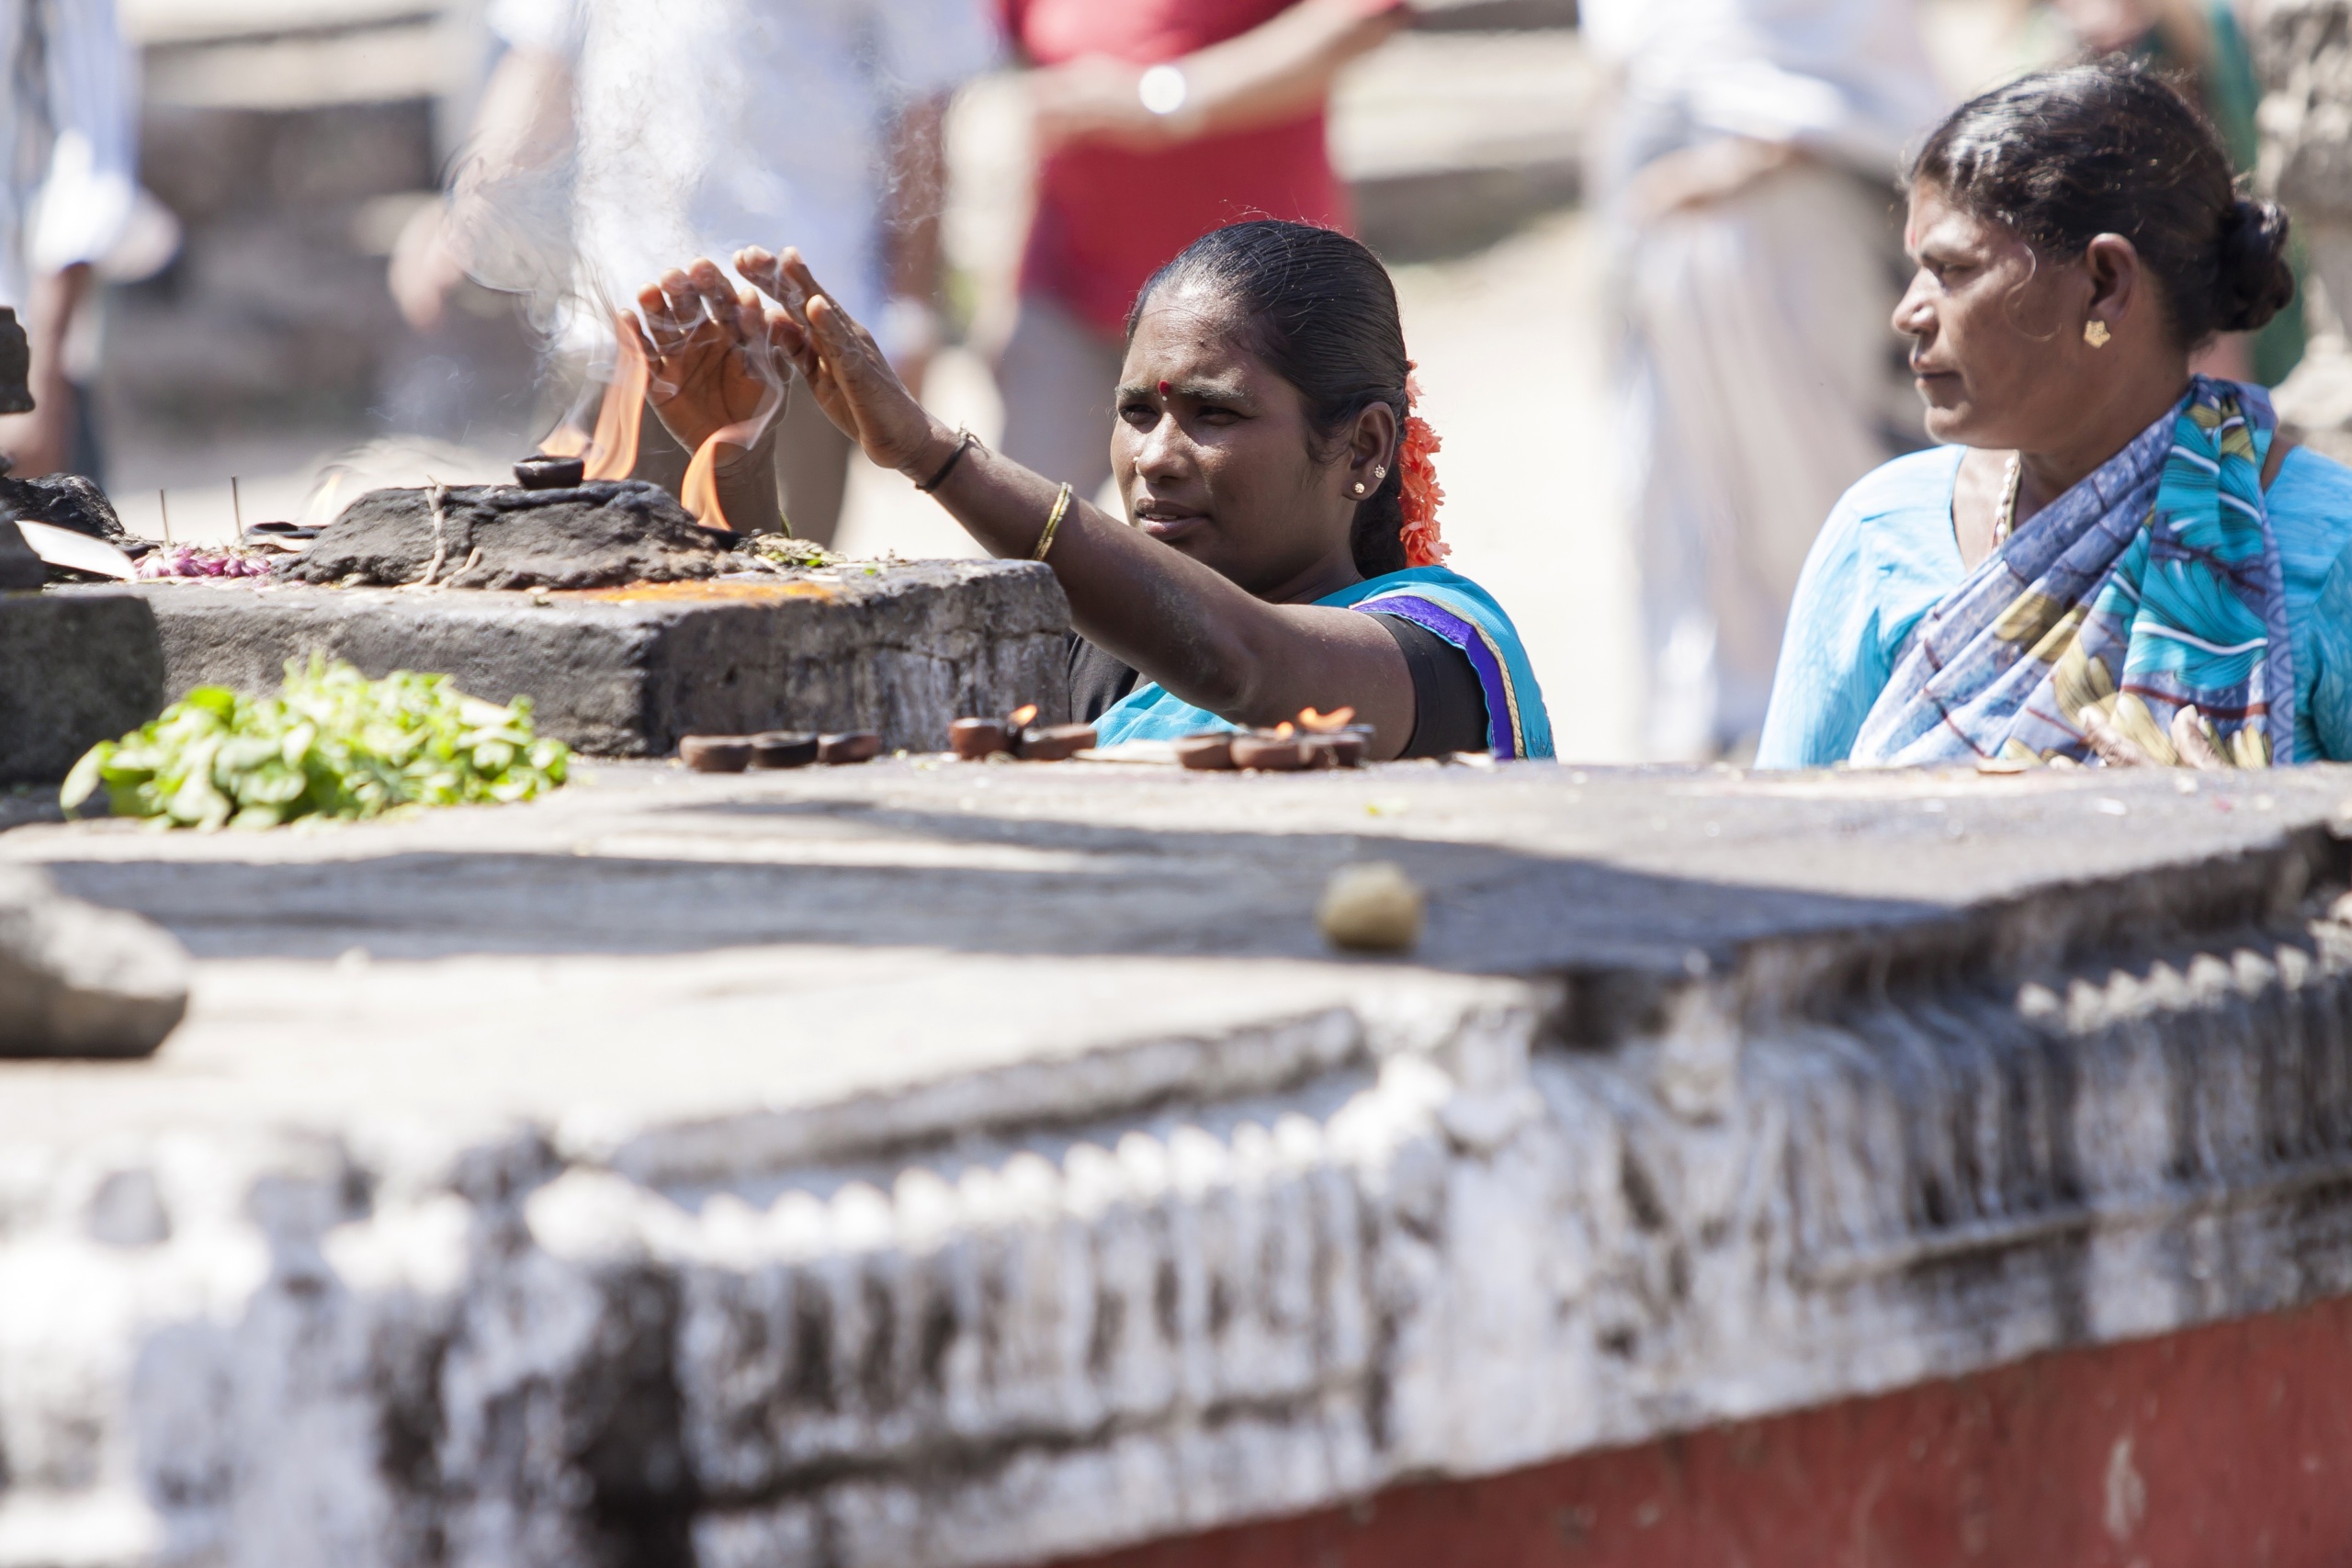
[1009,704,1040,728]
[1296,706,1356,734]
[679,416,773,533]
[1272,721,1295,739]
[539,311,650,480]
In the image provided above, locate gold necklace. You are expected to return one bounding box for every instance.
[1993,453,2022,547]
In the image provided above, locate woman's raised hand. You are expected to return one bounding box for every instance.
[735,246,941,474]
[630,259,789,457]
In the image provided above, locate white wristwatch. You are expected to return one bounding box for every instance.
[1138,63,1190,118]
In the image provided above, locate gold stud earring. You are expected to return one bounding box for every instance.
[1374,467,1386,479]
[2084,320,2111,348]
[1352,481,1367,495]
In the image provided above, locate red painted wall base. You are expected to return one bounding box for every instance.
[1056,1293,2352,1568]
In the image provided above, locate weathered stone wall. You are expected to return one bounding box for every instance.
[4,765,2352,1566]
[66,560,1072,757]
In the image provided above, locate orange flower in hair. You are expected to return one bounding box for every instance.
[1397,366,1449,568]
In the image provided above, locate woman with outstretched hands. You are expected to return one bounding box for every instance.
[632,220,1552,761]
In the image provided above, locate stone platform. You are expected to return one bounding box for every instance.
[3,760,2352,1565]
[0,593,164,784]
[55,558,1070,758]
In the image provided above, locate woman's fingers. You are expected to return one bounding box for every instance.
[775,250,836,318]
[631,284,674,356]
[686,259,740,336]
[736,246,806,316]
[621,311,662,376]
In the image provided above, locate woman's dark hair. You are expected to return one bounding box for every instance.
[1911,60,2295,345]
[1127,220,1412,576]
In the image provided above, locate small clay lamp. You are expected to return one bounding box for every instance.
[514,454,587,491]
[819,731,882,764]
[1231,728,1310,771]
[680,735,752,772]
[749,731,820,768]
[1176,732,1236,771]
[950,718,1011,760]
[1018,723,1096,761]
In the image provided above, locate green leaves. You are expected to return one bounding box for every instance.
[60,657,571,829]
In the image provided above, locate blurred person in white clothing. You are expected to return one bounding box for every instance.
[391,0,997,541]
[1586,0,1944,760]
[0,0,138,479]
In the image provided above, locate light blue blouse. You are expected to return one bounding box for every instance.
[1757,444,2352,768]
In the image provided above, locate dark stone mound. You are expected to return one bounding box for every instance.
[287,479,739,591]
[0,308,28,416]
[0,473,133,544]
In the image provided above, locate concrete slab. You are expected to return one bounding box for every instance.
[0,592,165,784]
[6,760,2352,1565]
[58,559,1071,757]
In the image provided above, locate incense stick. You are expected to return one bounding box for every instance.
[231,476,243,536]
[158,490,172,545]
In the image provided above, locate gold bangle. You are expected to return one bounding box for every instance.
[1032,481,1073,561]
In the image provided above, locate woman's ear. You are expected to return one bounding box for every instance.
[2081,233,2141,335]
[1347,400,1400,490]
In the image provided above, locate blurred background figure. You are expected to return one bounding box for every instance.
[0,0,148,479]
[1587,0,1945,761]
[994,0,1408,497]
[390,0,997,543]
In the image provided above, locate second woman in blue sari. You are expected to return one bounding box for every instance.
[1760,62,2350,771]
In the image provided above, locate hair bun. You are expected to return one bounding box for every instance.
[2215,197,2296,334]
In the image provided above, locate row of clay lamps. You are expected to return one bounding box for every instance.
[949,705,1098,761]
[1179,726,1372,772]
[680,730,883,773]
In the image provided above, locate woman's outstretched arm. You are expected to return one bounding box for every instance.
[732,247,1421,753]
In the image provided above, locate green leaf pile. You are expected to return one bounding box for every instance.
[62,657,570,829]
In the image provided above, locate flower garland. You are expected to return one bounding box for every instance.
[1396,365,1449,568]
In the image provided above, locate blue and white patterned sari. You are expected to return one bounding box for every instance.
[1851,378,2295,767]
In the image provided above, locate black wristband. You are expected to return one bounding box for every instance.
[914,429,978,493]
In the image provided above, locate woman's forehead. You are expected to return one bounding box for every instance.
[1122,294,1267,384]
[1905,185,2006,253]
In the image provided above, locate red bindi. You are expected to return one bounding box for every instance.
[1158,379,1171,397]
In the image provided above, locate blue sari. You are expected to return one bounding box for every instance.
[1092,566,1555,760]
[1851,378,2296,768]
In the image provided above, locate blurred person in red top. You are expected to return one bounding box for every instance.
[997,0,1406,497]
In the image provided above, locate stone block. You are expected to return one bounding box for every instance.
[73,560,1070,757]
[14,764,2352,1564]
[0,865,188,1057]
[0,591,166,784]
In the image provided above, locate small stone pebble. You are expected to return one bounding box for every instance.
[1317,861,1425,953]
